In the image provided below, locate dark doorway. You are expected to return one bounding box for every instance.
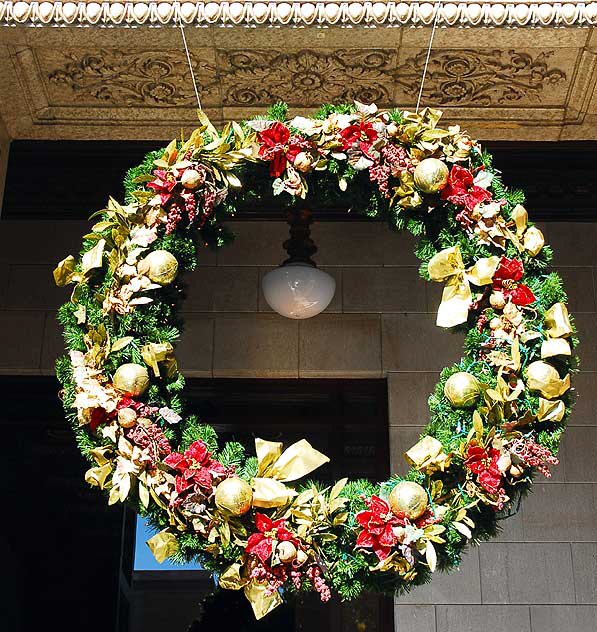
[127,378,393,632]
[0,376,123,632]
[0,376,393,632]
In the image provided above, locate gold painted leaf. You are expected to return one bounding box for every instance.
[147,530,179,564]
[53,255,77,287]
[425,541,437,572]
[329,477,348,502]
[226,173,242,188]
[473,411,484,438]
[139,482,150,508]
[111,337,134,353]
[81,239,106,275]
[452,521,472,539]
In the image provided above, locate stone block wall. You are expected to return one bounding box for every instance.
[0,219,595,631]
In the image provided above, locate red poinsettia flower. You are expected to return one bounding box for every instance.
[339,122,378,153]
[355,495,401,560]
[147,169,177,205]
[246,513,294,563]
[164,440,228,499]
[492,256,536,306]
[440,165,492,211]
[464,443,503,495]
[89,407,108,433]
[257,123,311,178]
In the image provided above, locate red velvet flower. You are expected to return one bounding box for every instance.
[492,256,536,306]
[355,495,400,560]
[164,440,228,499]
[440,165,492,211]
[245,513,294,563]
[464,444,503,495]
[257,123,310,178]
[147,169,177,206]
[339,122,378,153]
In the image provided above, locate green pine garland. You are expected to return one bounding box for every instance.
[53,103,577,616]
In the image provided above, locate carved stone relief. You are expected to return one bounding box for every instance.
[218,49,394,106]
[38,47,571,110]
[45,49,218,107]
[0,34,593,140]
[392,49,567,106]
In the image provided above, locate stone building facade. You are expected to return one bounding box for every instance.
[0,217,595,631]
[1,2,597,629]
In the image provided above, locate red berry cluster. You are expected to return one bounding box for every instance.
[250,563,289,597]
[126,422,172,460]
[509,437,559,478]
[306,565,331,602]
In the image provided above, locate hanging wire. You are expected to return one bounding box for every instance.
[177,15,203,111]
[415,0,443,114]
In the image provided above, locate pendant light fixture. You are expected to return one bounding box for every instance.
[261,210,336,319]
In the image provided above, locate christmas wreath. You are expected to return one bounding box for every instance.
[54,102,576,618]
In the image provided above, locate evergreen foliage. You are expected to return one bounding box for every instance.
[54,105,577,605]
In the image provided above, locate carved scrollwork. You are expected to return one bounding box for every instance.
[219,49,393,106]
[392,49,567,106]
[48,50,217,106]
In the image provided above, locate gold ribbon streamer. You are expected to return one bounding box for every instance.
[244,581,283,619]
[219,563,247,591]
[541,338,571,359]
[526,360,570,399]
[537,398,566,422]
[544,303,573,338]
[428,246,499,328]
[219,561,284,618]
[147,529,179,564]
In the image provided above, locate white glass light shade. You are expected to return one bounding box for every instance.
[262,262,336,319]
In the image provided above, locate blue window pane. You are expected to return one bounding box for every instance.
[134,515,203,571]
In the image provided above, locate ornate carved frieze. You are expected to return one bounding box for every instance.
[0,29,594,141]
[219,49,393,106]
[1,1,595,28]
[46,50,217,107]
[392,50,567,106]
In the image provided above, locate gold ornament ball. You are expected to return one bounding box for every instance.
[293,152,314,173]
[444,372,481,408]
[413,158,449,194]
[387,122,400,138]
[389,481,429,520]
[142,250,179,285]
[294,549,308,568]
[214,477,253,516]
[117,407,138,428]
[181,169,205,189]
[277,541,297,564]
[112,363,150,397]
[489,317,502,330]
[497,452,512,473]
[490,290,506,310]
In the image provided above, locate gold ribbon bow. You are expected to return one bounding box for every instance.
[511,205,545,256]
[428,246,500,328]
[405,436,451,474]
[252,438,329,508]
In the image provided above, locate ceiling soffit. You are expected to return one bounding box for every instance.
[0,22,596,141]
